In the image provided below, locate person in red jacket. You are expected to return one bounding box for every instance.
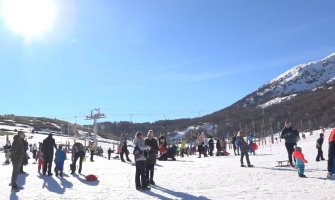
[293,146,308,178]
[327,128,335,178]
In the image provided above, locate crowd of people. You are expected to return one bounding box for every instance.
[5,132,92,192]
[3,122,335,193]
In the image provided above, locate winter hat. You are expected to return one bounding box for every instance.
[320,133,324,137]
[294,146,302,152]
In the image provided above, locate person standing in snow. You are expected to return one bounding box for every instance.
[216,139,222,156]
[54,145,67,177]
[20,138,29,174]
[159,133,167,155]
[4,140,11,164]
[145,130,159,185]
[88,141,96,162]
[208,136,214,156]
[41,133,58,176]
[232,134,240,156]
[107,148,112,160]
[327,128,335,178]
[120,132,131,162]
[180,138,187,157]
[221,137,227,153]
[32,143,38,160]
[71,142,86,174]
[133,131,151,190]
[235,131,254,167]
[36,146,45,174]
[204,137,209,157]
[316,133,325,161]
[197,132,206,158]
[292,146,307,178]
[280,120,300,167]
[9,131,25,192]
[246,133,255,155]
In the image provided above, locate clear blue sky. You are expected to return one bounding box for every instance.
[1,0,335,124]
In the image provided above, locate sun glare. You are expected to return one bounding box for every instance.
[1,0,57,41]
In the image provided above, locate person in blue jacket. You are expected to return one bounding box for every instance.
[54,145,67,177]
[246,132,255,155]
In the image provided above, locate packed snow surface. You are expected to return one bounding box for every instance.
[1,128,335,200]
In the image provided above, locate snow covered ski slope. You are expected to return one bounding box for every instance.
[1,129,335,200]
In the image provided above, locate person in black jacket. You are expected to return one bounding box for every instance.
[216,139,221,156]
[280,120,300,167]
[120,132,131,162]
[208,136,214,156]
[145,130,159,185]
[20,139,29,174]
[316,133,325,161]
[41,134,57,176]
[107,148,112,160]
[10,131,26,192]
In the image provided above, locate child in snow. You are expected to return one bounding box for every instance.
[4,140,11,164]
[316,133,325,161]
[37,149,45,173]
[54,145,67,177]
[292,146,308,178]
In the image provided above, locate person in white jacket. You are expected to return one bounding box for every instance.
[133,131,150,190]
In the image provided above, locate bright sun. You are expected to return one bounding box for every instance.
[1,0,57,40]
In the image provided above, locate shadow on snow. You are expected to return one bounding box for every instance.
[9,172,29,200]
[140,185,210,200]
[38,174,73,194]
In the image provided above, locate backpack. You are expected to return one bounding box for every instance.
[85,174,98,181]
[133,143,142,159]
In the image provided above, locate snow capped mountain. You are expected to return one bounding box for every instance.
[245,52,335,107]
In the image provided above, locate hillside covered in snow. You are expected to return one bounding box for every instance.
[246,52,335,107]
